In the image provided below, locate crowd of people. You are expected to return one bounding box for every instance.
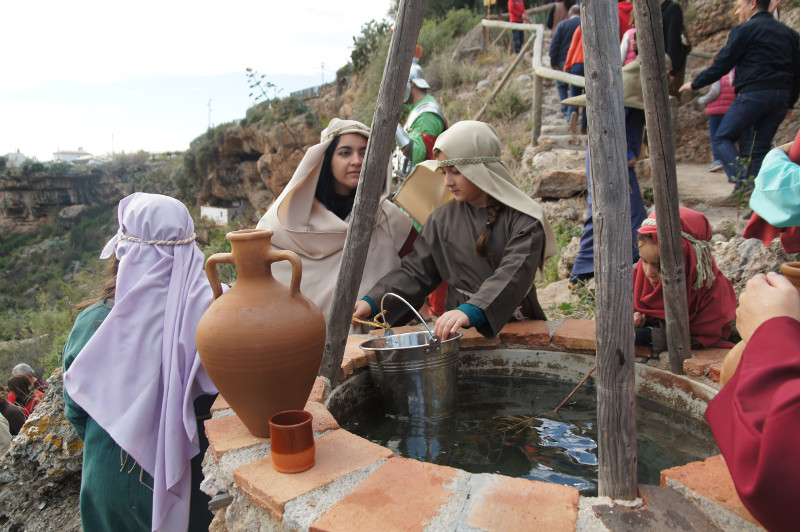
[1,1,795,530]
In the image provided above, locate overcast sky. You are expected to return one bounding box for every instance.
[1,0,393,161]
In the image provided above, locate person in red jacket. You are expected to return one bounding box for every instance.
[706,271,800,532]
[508,0,530,54]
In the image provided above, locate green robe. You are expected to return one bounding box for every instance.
[367,200,546,338]
[63,302,153,532]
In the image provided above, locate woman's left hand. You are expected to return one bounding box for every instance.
[433,310,469,340]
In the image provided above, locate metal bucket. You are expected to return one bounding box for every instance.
[361,330,461,419]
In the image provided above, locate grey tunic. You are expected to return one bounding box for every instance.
[366,200,546,338]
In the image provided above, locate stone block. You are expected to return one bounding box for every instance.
[498,320,551,346]
[233,429,393,518]
[308,378,327,404]
[310,457,467,532]
[463,474,579,532]
[459,327,501,348]
[552,319,596,351]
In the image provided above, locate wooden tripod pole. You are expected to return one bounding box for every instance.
[318,0,428,387]
[581,0,638,500]
[633,0,692,374]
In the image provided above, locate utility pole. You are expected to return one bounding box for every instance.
[321,62,325,85]
[207,99,213,131]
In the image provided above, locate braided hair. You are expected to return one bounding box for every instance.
[475,196,505,259]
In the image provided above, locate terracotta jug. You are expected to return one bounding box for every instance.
[781,262,800,294]
[195,229,326,438]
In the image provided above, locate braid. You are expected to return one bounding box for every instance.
[476,197,504,258]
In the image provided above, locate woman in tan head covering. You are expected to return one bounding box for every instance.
[256,118,414,319]
[354,120,558,339]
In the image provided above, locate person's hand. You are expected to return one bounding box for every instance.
[633,311,647,328]
[786,108,793,120]
[678,81,693,93]
[433,309,470,340]
[777,141,792,155]
[628,154,638,168]
[736,272,800,342]
[353,300,373,321]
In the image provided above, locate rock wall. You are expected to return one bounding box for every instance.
[0,169,125,234]
[0,370,82,532]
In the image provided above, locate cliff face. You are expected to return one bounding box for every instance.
[0,168,125,234]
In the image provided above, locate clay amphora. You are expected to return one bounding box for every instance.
[195,229,326,438]
[781,262,800,294]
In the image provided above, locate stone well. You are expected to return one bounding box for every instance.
[200,319,765,531]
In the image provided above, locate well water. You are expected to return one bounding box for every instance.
[342,376,719,496]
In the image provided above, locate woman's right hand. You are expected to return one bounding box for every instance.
[736,272,800,343]
[352,300,373,321]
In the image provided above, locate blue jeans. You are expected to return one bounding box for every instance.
[512,28,524,53]
[714,89,789,188]
[556,62,569,115]
[568,63,587,132]
[708,113,723,162]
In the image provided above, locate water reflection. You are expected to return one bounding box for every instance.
[343,376,718,496]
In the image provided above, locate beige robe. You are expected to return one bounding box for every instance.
[256,119,413,319]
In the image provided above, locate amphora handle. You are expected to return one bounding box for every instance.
[266,248,302,297]
[205,253,234,301]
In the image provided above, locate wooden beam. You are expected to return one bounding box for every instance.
[581,0,638,500]
[634,0,692,374]
[317,0,427,386]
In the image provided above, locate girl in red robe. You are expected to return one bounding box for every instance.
[633,207,736,350]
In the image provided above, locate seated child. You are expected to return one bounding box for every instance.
[353,120,559,340]
[633,207,736,350]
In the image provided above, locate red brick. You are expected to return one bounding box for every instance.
[308,378,327,404]
[205,415,266,462]
[310,457,465,532]
[498,320,551,346]
[707,364,721,383]
[552,319,596,350]
[210,394,230,414]
[205,402,340,461]
[683,348,728,376]
[233,429,393,518]
[661,454,759,527]
[465,475,579,532]
[635,344,653,358]
[459,327,501,348]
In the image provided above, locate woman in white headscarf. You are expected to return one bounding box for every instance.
[63,193,217,531]
[256,118,414,318]
[354,121,559,339]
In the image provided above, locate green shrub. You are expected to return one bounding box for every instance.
[350,19,393,73]
[486,89,528,121]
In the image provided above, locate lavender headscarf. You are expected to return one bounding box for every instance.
[64,193,217,531]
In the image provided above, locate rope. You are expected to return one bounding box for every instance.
[117,228,196,246]
[351,310,391,331]
[639,219,715,290]
[437,156,501,168]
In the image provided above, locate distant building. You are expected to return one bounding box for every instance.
[201,204,241,225]
[53,147,92,163]
[3,150,27,168]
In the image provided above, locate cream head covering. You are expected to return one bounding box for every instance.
[415,120,558,259]
[257,118,412,318]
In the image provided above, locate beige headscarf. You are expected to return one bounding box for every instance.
[256,118,412,318]
[415,120,558,259]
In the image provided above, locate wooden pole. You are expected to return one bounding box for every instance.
[634,0,692,374]
[581,0,638,500]
[473,32,536,121]
[317,0,427,386]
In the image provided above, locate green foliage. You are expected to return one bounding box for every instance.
[20,160,45,175]
[486,89,528,121]
[0,156,6,172]
[538,219,582,287]
[417,8,482,56]
[350,20,393,73]
[353,36,393,125]
[47,162,73,175]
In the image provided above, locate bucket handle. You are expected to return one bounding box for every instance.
[380,293,440,348]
